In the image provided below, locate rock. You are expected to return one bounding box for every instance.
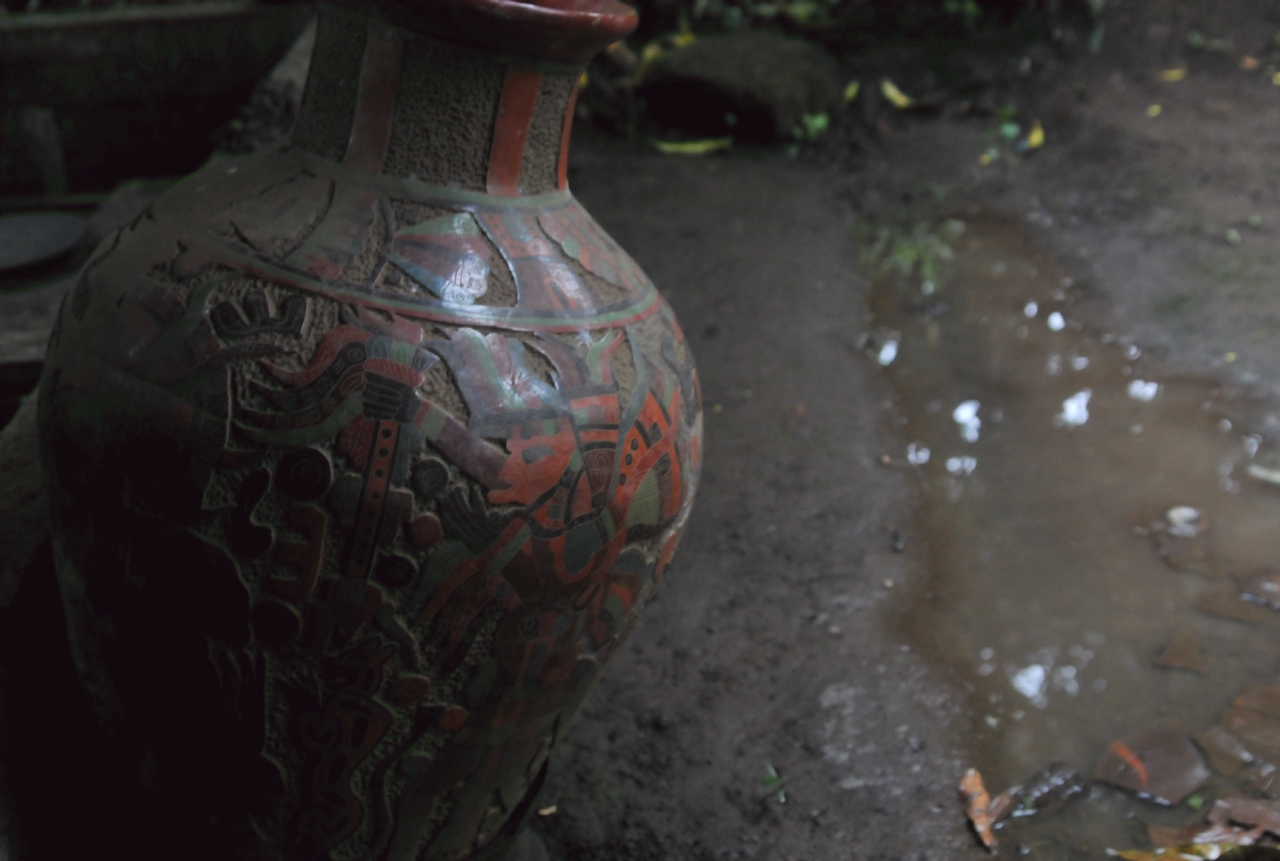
[0,393,47,610]
[640,32,843,142]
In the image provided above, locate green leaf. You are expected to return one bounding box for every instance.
[801,112,830,140]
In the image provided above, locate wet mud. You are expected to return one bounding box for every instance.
[872,214,1280,855]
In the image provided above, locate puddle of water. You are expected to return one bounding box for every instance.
[869,215,1280,855]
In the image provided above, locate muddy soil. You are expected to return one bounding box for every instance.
[5,2,1280,859]
[539,152,974,861]
[536,3,1280,858]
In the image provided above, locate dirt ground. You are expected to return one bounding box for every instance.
[5,2,1280,859]
[535,3,1280,858]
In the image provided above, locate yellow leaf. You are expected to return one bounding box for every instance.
[844,80,861,102]
[579,70,589,88]
[651,137,732,156]
[880,78,914,109]
[1027,120,1045,149]
[1272,70,1280,85]
[1147,104,1162,117]
[1159,67,1187,81]
[673,31,696,47]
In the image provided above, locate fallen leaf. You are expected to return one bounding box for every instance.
[1242,56,1262,70]
[1147,821,1249,847]
[1148,104,1163,117]
[1207,797,1280,837]
[1027,120,1045,149]
[844,80,861,102]
[651,138,732,156]
[1159,68,1188,81]
[881,78,914,109]
[959,767,996,851]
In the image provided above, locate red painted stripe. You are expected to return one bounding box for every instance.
[557,78,580,191]
[346,420,400,579]
[343,28,404,175]
[486,68,544,196]
[363,357,425,388]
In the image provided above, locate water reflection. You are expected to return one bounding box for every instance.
[868,214,1280,855]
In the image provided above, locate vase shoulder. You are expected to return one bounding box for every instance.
[138,146,663,332]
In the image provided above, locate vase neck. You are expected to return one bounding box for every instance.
[292,4,581,196]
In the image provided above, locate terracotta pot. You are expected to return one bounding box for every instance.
[36,2,701,858]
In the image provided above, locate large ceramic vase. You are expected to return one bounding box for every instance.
[36,1,701,858]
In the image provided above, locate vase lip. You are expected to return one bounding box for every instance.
[344,0,638,64]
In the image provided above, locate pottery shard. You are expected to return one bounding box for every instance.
[639,32,842,142]
[1093,719,1211,805]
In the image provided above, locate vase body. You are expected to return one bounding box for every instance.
[36,5,701,859]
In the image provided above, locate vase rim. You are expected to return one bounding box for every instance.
[339,0,638,64]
